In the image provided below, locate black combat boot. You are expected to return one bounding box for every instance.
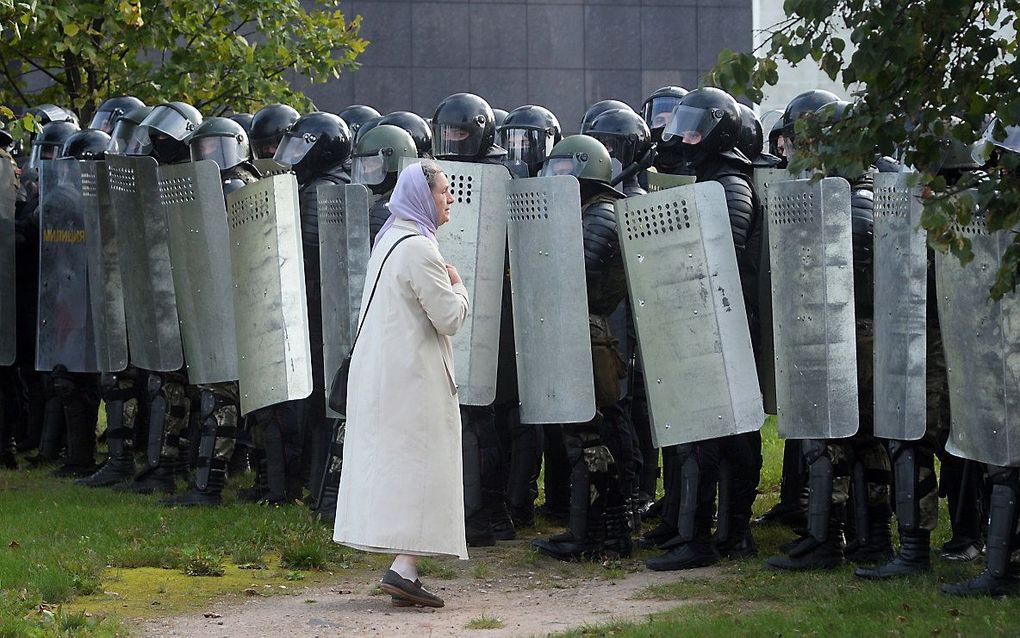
[766,517,845,571]
[855,529,930,579]
[161,460,226,506]
[714,516,757,559]
[486,490,516,541]
[76,443,134,487]
[115,458,177,494]
[846,504,894,564]
[77,383,137,487]
[237,448,268,502]
[645,534,719,571]
[943,481,1018,597]
[51,381,99,478]
[532,493,606,561]
[602,504,633,559]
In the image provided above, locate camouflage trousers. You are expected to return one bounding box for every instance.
[102,366,141,444]
[151,371,190,460]
[826,321,891,510]
[188,381,239,464]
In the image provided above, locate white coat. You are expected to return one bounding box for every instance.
[333,219,471,560]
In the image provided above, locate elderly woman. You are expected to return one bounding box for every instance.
[333,161,467,608]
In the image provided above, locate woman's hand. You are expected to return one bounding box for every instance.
[446,264,462,286]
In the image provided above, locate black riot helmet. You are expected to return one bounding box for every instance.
[133,101,203,164]
[377,111,433,157]
[580,100,632,133]
[498,105,562,177]
[353,116,383,150]
[189,117,251,170]
[736,104,764,159]
[351,124,417,194]
[89,96,145,134]
[432,92,497,159]
[27,104,76,127]
[582,107,651,169]
[29,120,80,168]
[229,112,254,135]
[641,86,688,136]
[250,103,299,159]
[780,89,840,144]
[768,117,785,159]
[337,104,381,138]
[662,87,741,157]
[60,129,112,161]
[274,111,352,184]
[492,109,508,129]
[108,105,153,155]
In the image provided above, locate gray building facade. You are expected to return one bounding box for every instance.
[297,0,752,133]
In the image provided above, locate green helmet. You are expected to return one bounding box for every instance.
[351,124,417,191]
[539,134,617,184]
[188,116,250,170]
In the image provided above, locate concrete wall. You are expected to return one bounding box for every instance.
[298,0,753,133]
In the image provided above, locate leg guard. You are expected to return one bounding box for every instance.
[194,387,237,492]
[311,418,344,523]
[76,374,138,487]
[714,456,732,545]
[52,369,99,476]
[890,441,918,532]
[146,374,168,469]
[805,439,833,543]
[262,412,289,502]
[33,389,66,463]
[462,407,491,546]
[850,459,869,546]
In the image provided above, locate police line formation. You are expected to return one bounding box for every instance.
[0,86,1017,600]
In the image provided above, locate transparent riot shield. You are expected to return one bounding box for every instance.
[81,160,128,372]
[0,158,15,365]
[106,154,183,371]
[872,172,927,441]
[35,159,98,372]
[769,176,859,439]
[317,182,370,418]
[937,216,1020,467]
[752,168,793,415]
[617,182,765,448]
[227,173,313,415]
[160,160,239,384]
[507,175,595,425]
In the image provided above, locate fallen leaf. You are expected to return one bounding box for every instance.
[242,588,261,597]
[203,612,222,619]
[8,540,19,548]
[902,602,912,611]
[947,608,961,617]
[897,615,908,623]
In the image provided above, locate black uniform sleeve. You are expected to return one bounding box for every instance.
[850,176,875,319]
[716,173,755,251]
[582,200,628,316]
[368,196,392,246]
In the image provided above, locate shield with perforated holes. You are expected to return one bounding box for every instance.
[937,213,1020,467]
[873,172,927,441]
[645,172,695,193]
[768,176,859,440]
[107,153,183,371]
[226,173,312,415]
[160,160,239,384]
[317,182,370,418]
[616,181,764,447]
[81,160,128,372]
[506,175,595,425]
[399,158,510,406]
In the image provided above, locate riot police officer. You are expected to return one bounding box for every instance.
[737,104,783,169]
[646,87,763,570]
[497,104,562,179]
[351,124,419,244]
[531,134,633,560]
[89,96,146,135]
[641,86,689,176]
[270,112,352,514]
[250,103,300,160]
[376,111,433,158]
[337,105,382,140]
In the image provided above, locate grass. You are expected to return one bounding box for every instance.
[465,614,506,629]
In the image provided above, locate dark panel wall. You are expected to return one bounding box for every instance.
[296,0,752,133]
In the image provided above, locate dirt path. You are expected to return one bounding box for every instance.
[140,561,718,637]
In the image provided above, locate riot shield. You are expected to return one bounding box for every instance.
[159,160,239,385]
[768,177,859,440]
[106,154,184,371]
[506,175,595,424]
[227,173,313,415]
[81,160,128,373]
[752,168,792,415]
[646,172,696,193]
[0,158,15,365]
[317,182,370,418]
[872,172,927,441]
[617,182,765,448]
[936,217,1020,467]
[35,159,97,372]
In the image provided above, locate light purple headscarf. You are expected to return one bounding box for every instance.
[375,162,439,247]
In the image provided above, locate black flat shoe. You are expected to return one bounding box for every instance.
[380,570,444,608]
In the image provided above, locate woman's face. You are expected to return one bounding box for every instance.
[431,171,454,226]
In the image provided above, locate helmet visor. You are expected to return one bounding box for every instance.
[434,123,481,158]
[107,119,138,154]
[661,105,723,145]
[274,133,315,167]
[539,154,588,179]
[501,128,553,167]
[190,135,245,170]
[89,109,120,134]
[29,142,60,169]
[351,151,388,186]
[142,106,195,142]
[643,96,683,130]
[251,135,283,160]
[590,133,638,166]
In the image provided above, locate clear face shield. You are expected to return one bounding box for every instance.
[28,142,61,169]
[252,135,283,160]
[89,109,121,134]
[142,106,195,142]
[107,119,139,155]
[590,133,638,168]
[273,132,316,167]
[351,150,388,186]
[434,124,481,158]
[661,105,724,148]
[539,154,589,179]
[190,135,245,170]
[643,96,682,131]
